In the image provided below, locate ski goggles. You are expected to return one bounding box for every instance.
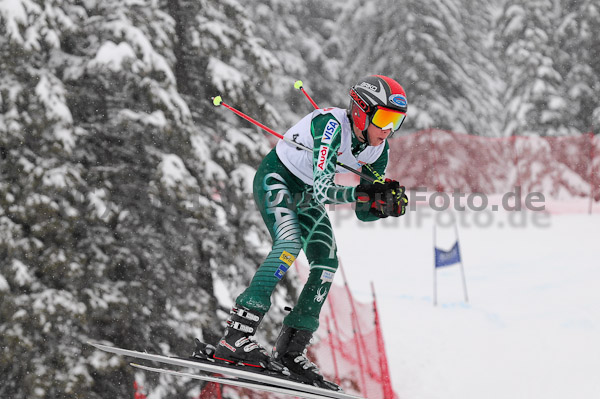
[370,107,406,131]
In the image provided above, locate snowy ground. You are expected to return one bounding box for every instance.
[328,199,600,399]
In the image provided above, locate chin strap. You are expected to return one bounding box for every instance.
[348,110,371,147]
[361,128,371,146]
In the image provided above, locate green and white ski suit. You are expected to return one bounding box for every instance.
[236,107,390,332]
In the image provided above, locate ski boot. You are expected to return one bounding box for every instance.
[273,325,341,391]
[212,305,287,374]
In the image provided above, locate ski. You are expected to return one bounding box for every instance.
[131,363,338,399]
[88,341,364,399]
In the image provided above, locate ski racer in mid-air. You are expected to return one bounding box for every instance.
[201,75,409,390]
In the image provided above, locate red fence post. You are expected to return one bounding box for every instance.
[328,295,343,345]
[372,283,394,399]
[133,381,147,399]
[326,316,341,386]
[511,135,521,189]
[340,261,368,395]
[589,131,596,215]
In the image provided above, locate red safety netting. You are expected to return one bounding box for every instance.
[401,130,600,200]
[295,260,397,399]
[337,130,599,203]
[196,259,397,399]
[193,131,599,399]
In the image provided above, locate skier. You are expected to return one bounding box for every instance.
[204,75,408,389]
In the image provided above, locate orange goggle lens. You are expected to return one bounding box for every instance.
[371,107,406,131]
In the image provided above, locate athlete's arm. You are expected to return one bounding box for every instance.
[311,114,357,205]
[355,141,390,222]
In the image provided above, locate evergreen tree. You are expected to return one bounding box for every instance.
[0,0,282,397]
[495,0,566,136]
[1,1,599,398]
[340,0,501,136]
[556,0,600,133]
[246,0,348,126]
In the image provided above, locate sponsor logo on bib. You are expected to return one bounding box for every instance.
[320,270,335,284]
[279,251,296,266]
[317,145,329,171]
[274,263,289,279]
[321,120,338,144]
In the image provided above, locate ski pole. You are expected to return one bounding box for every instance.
[212,96,312,152]
[211,96,375,182]
[294,80,319,109]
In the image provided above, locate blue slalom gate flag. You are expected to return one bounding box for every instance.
[435,241,461,268]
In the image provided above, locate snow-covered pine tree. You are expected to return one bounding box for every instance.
[1,2,100,397]
[555,0,600,134]
[166,0,282,123]
[0,0,283,398]
[245,0,347,126]
[461,0,504,136]
[495,0,566,136]
[339,0,501,136]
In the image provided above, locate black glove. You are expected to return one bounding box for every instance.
[370,185,408,218]
[355,179,399,203]
[356,179,408,218]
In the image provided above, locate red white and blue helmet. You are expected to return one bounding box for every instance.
[348,75,407,135]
